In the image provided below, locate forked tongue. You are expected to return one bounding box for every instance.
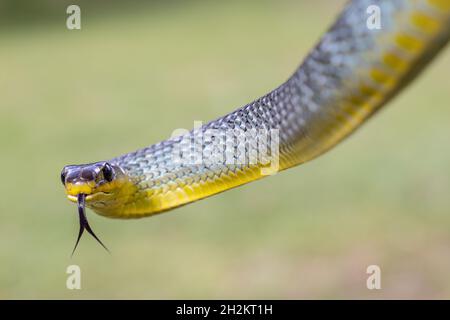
[71,193,110,256]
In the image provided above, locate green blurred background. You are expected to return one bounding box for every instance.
[1,0,450,299]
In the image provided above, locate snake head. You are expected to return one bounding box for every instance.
[61,161,138,254]
[60,161,125,254]
[60,161,131,213]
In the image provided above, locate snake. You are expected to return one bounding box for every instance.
[61,0,450,253]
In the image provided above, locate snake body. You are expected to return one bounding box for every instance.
[62,0,450,220]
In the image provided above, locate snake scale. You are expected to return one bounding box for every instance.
[61,0,450,251]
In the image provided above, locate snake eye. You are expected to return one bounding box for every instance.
[102,163,114,182]
[60,170,66,185]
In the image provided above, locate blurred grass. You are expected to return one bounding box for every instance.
[1,0,450,299]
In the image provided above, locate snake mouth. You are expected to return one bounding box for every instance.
[71,193,110,256]
[67,191,112,203]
